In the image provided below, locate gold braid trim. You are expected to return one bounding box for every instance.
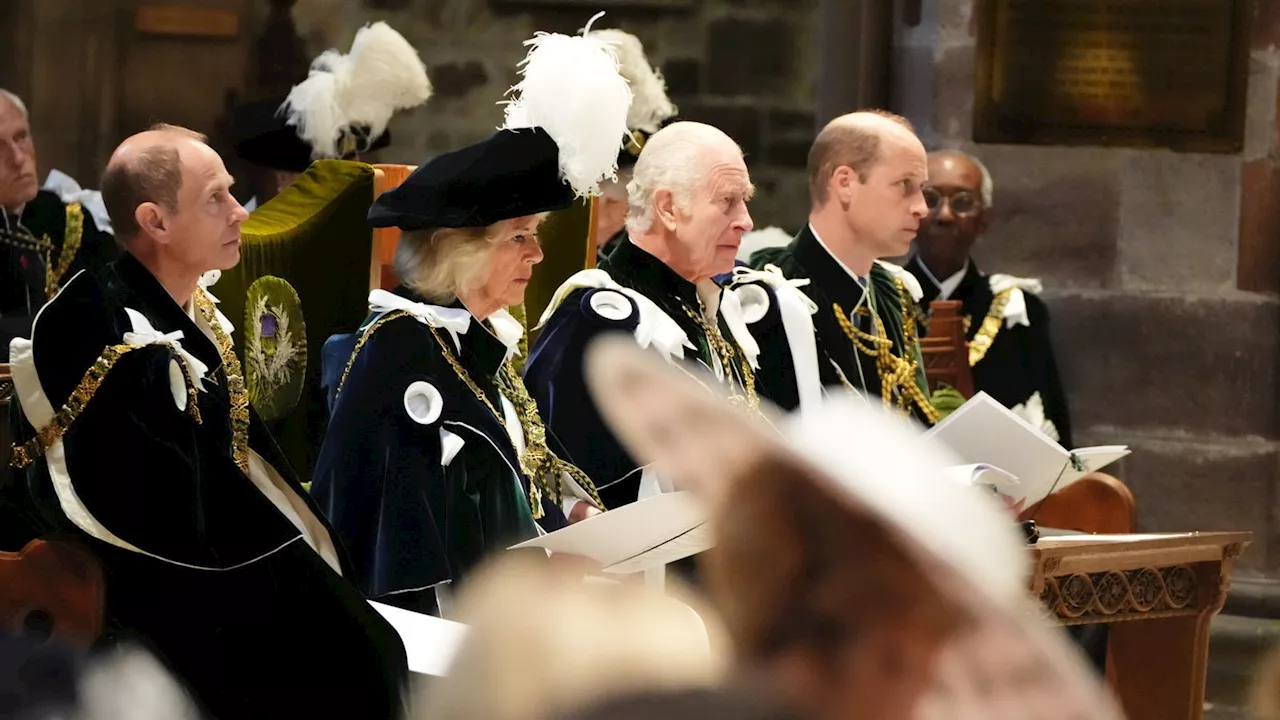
[679,306,760,414]
[427,326,605,519]
[45,203,83,298]
[193,290,251,475]
[333,310,415,402]
[11,342,201,469]
[967,288,1015,367]
[833,279,938,423]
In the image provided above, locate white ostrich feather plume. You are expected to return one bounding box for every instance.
[501,13,632,198]
[588,28,677,134]
[281,21,433,159]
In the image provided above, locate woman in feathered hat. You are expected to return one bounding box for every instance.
[586,338,1124,720]
[310,16,629,617]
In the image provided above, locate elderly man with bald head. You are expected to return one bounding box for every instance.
[3,124,408,719]
[747,110,938,425]
[525,120,780,508]
[0,89,119,354]
[905,149,1073,446]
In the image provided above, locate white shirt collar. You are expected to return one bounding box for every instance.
[914,257,970,300]
[808,223,868,287]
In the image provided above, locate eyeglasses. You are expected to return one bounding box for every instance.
[922,188,980,216]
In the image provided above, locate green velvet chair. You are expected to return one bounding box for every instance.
[521,197,596,357]
[214,160,376,479]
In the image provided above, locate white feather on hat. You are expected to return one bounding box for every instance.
[281,21,433,159]
[586,28,677,134]
[501,13,632,199]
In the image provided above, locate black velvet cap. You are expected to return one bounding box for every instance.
[230,97,391,173]
[368,127,573,231]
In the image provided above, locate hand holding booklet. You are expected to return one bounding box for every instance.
[925,392,1129,509]
[510,490,711,575]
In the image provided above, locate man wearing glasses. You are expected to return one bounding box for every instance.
[905,149,1073,446]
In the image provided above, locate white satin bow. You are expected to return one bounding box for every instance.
[123,309,210,393]
[367,289,473,351]
[731,264,818,314]
[729,263,823,413]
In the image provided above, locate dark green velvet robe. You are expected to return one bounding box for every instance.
[1,189,119,354]
[749,226,935,425]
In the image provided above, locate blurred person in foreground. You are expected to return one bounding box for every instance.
[410,552,727,720]
[554,686,802,720]
[0,632,205,720]
[586,337,1123,720]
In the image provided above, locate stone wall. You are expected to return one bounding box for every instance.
[291,0,818,230]
[896,0,1280,579]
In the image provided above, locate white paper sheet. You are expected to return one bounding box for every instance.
[925,393,1130,507]
[943,463,1019,490]
[368,600,469,676]
[510,491,710,573]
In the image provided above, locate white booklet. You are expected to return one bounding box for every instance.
[925,392,1129,509]
[510,490,711,574]
[368,600,469,676]
[943,463,1019,491]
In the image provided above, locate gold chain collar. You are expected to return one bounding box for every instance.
[679,305,760,414]
[967,288,1016,367]
[427,325,604,519]
[193,290,252,474]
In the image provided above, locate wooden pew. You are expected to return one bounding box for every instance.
[0,364,106,651]
[370,163,417,291]
[0,539,104,652]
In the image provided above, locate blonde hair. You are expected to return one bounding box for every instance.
[394,215,545,303]
[413,554,728,720]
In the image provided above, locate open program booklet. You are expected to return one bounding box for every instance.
[510,490,711,575]
[926,393,1129,509]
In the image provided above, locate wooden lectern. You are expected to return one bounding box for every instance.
[1031,532,1251,720]
[919,300,974,398]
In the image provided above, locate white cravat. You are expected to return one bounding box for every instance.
[915,258,970,300]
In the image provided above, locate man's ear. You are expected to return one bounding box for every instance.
[832,166,858,207]
[974,211,990,238]
[653,188,680,231]
[134,202,168,245]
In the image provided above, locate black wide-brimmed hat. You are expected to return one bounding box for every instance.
[369,128,571,230]
[231,97,392,173]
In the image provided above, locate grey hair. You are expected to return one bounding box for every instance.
[624,141,706,235]
[0,89,28,120]
[935,148,994,209]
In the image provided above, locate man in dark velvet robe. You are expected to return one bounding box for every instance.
[0,89,119,354]
[905,149,1073,446]
[745,111,937,425]
[2,124,407,720]
[525,121,775,509]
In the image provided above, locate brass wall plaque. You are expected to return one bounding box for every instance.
[973,0,1248,153]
